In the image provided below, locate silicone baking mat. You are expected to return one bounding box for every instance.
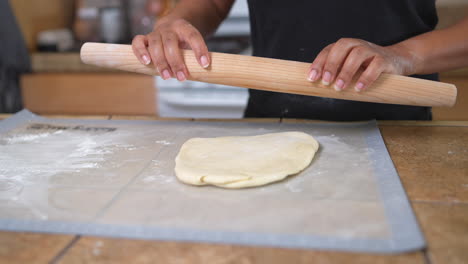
[0,110,424,253]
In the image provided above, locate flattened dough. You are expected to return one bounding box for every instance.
[174,132,319,188]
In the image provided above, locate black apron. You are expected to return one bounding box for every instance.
[0,1,30,113]
[245,0,438,121]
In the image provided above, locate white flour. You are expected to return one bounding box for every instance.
[0,129,138,192]
[155,140,173,145]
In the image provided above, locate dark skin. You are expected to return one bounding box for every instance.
[133,0,468,92]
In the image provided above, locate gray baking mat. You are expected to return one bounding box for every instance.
[0,110,424,253]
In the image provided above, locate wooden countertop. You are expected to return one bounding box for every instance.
[0,114,467,264]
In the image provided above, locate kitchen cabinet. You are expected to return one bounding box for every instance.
[21,73,156,116]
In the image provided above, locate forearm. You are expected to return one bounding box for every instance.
[393,16,468,75]
[160,0,234,37]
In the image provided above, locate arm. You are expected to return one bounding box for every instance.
[308,16,468,92]
[161,0,234,37]
[132,0,235,81]
[395,17,468,75]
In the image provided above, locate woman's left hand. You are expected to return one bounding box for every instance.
[307,38,416,92]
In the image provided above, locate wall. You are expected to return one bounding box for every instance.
[9,0,74,52]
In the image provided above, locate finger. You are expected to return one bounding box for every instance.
[355,57,386,92]
[308,44,332,82]
[132,35,151,65]
[162,31,188,81]
[177,23,210,68]
[334,48,374,91]
[322,39,361,86]
[147,33,173,80]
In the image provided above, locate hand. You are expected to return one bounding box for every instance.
[131,17,210,81]
[307,38,416,92]
[146,0,165,17]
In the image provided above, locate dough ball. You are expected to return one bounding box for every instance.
[174,132,319,189]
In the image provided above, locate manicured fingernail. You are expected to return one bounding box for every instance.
[162,70,171,80]
[200,55,209,68]
[176,71,186,81]
[355,82,365,92]
[334,79,344,91]
[308,70,318,82]
[142,55,150,65]
[322,71,331,85]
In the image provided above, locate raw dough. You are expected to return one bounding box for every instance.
[174,132,319,188]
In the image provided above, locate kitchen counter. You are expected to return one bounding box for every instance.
[0,115,467,264]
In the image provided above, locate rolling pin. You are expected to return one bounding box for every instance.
[80,42,457,107]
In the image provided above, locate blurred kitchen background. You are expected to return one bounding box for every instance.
[3,0,468,120]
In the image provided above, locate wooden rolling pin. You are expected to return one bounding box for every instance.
[81,42,457,107]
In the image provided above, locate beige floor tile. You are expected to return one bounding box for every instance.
[59,237,425,264]
[380,126,468,202]
[414,202,468,264]
[0,231,73,264]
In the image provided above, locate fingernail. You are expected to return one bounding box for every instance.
[334,79,344,91]
[322,71,331,86]
[177,71,186,81]
[308,70,318,82]
[355,82,365,92]
[162,70,171,80]
[200,55,209,68]
[142,55,150,65]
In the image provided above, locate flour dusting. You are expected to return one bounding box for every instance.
[92,240,104,256]
[155,140,173,145]
[0,127,139,188]
[285,178,304,193]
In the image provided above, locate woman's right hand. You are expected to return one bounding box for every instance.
[131,17,210,82]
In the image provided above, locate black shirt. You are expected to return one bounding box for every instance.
[245,0,439,121]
